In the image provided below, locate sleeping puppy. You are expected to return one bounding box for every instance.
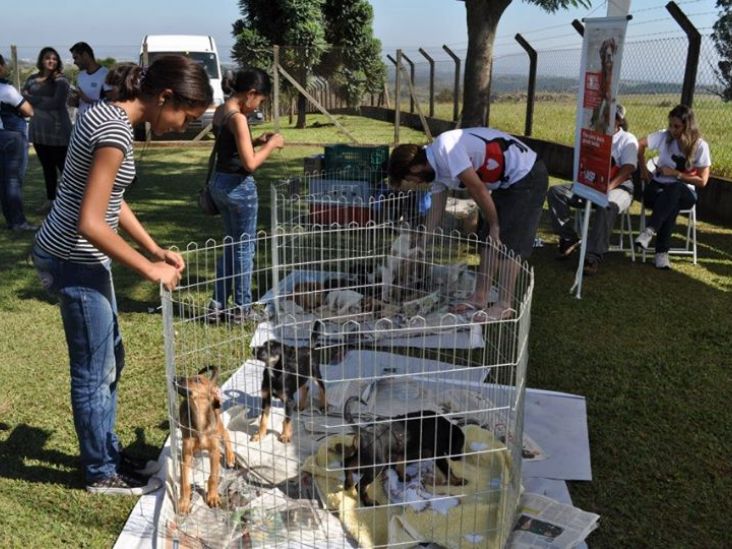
[335,397,465,506]
[325,289,363,315]
[251,341,325,443]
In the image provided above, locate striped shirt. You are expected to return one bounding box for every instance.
[36,102,136,264]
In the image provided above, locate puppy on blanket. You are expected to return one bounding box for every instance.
[335,396,465,506]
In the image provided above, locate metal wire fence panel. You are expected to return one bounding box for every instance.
[161,223,534,547]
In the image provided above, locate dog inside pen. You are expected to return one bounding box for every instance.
[164,218,532,548]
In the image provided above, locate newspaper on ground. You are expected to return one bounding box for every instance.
[508,493,599,549]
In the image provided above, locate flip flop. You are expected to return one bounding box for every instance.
[482,305,517,321]
[449,302,484,315]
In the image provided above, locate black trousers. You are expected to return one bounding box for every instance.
[33,143,68,200]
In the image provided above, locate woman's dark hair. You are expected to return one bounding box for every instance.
[387,144,428,187]
[0,54,5,66]
[666,104,701,166]
[36,47,63,74]
[231,68,271,96]
[105,55,213,108]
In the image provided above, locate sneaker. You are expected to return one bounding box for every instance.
[11,221,38,232]
[635,227,655,250]
[655,252,671,270]
[119,451,161,478]
[86,473,162,496]
[557,238,581,259]
[583,259,599,276]
[229,307,264,325]
[205,300,224,324]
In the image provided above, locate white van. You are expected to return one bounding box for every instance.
[139,34,224,133]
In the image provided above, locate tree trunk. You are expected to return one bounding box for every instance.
[461,0,511,128]
[296,92,308,128]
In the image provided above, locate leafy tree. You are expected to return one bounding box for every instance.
[232,0,385,127]
[460,0,590,127]
[320,0,386,108]
[232,0,328,128]
[711,0,732,101]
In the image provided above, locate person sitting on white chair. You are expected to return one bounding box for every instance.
[547,103,638,275]
[634,104,711,270]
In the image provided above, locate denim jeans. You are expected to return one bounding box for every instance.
[31,244,125,482]
[209,172,258,309]
[548,183,634,262]
[643,180,697,253]
[0,129,29,228]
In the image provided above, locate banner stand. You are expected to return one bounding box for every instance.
[569,201,593,298]
[569,13,631,299]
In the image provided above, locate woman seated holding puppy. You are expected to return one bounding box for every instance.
[387,127,548,319]
[634,104,711,269]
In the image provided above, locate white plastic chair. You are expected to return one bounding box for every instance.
[639,158,698,264]
[572,199,636,262]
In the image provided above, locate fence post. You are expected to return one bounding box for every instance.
[418,48,435,118]
[515,33,537,137]
[401,53,416,113]
[442,45,461,122]
[394,50,402,145]
[10,45,20,89]
[273,45,280,132]
[572,19,584,36]
[666,1,701,107]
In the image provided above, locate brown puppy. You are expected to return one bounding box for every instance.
[292,281,325,311]
[175,366,235,514]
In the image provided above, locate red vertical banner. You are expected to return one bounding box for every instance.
[572,17,629,207]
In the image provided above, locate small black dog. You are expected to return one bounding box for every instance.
[336,396,465,506]
[251,340,325,443]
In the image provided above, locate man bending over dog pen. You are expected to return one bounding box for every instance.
[388,127,548,320]
[547,103,638,275]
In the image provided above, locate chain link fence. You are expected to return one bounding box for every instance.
[380,33,731,178]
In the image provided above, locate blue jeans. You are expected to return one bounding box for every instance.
[0,129,29,228]
[209,172,258,309]
[643,180,697,253]
[31,244,125,482]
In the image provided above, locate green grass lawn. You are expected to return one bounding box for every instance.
[1,123,731,547]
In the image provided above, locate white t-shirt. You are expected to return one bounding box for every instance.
[0,81,26,130]
[426,128,537,193]
[76,66,109,116]
[610,128,638,186]
[646,129,711,185]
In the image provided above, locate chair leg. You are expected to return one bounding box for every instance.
[625,210,635,262]
[691,208,698,265]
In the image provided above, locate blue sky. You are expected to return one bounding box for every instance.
[2,0,720,64]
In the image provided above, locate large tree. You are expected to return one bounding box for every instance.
[320,0,386,108]
[460,0,590,127]
[711,0,732,101]
[232,0,385,128]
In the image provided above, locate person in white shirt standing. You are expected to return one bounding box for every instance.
[547,104,638,275]
[388,128,548,320]
[69,42,109,118]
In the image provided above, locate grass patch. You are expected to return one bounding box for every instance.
[1,139,730,547]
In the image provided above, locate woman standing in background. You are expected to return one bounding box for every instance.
[23,47,72,214]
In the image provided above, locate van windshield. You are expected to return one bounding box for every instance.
[146,51,219,79]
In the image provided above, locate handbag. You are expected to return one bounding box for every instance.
[198,137,220,216]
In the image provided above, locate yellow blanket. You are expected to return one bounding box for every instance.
[301,425,518,548]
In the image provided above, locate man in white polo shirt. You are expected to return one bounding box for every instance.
[388,127,548,320]
[69,42,109,118]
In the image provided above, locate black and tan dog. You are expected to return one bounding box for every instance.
[175,366,235,514]
[336,396,465,506]
[251,341,326,443]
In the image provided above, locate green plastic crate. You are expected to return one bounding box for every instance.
[323,144,389,182]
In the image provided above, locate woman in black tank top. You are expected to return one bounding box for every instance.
[206,69,284,323]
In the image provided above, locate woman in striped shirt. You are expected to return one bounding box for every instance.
[31,56,212,496]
